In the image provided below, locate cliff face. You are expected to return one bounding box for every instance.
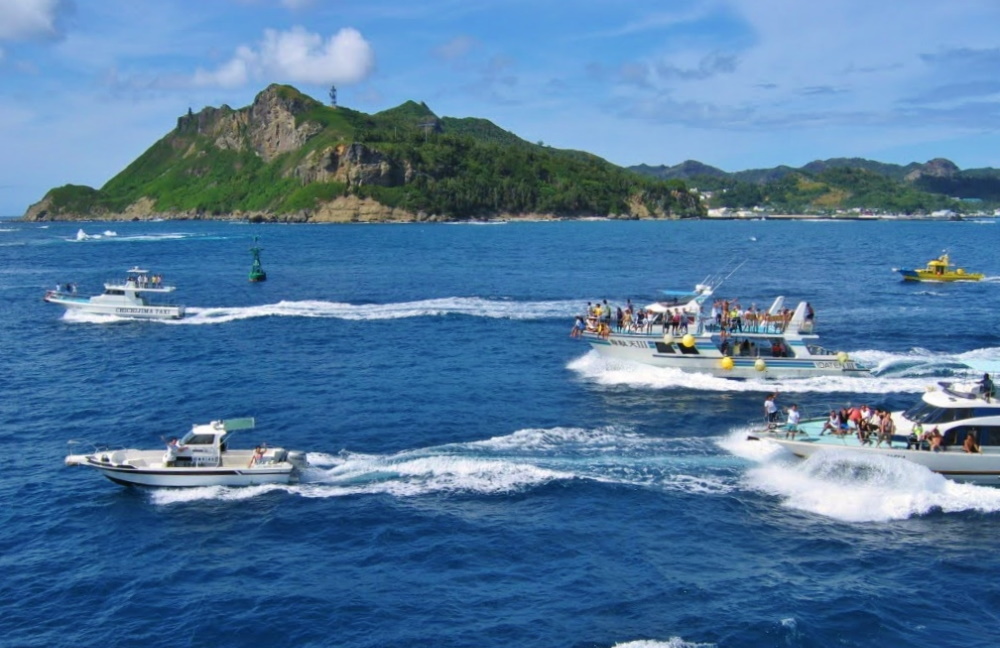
[23,84,703,222]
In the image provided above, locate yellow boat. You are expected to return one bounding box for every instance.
[897,253,983,282]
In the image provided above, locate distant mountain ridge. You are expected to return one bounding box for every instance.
[630,157,1000,210]
[23,84,702,222]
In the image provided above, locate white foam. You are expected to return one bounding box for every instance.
[149,425,735,504]
[175,297,581,324]
[721,429,1000,522]
[613,639,716,648]
[568,349,1000,394]
[67,230,195,243]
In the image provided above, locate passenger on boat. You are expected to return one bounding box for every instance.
[928,427,945,452]
[906,423,924,450]
[858,405,875,434]
[163,437,188,466]
[249,444,267,467]
[569,316,585,338]
[980,373,994,403]
[964,431,982,454]
[837,407,851,436]
[821,410,839,436]
[784,404,801,439]
[764,393,780,429]
[600,301,611,328]
[847,406,863,432]
[875,410,895,448]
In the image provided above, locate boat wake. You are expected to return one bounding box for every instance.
[176,297,580,324]
[67,229,201,243]
[567,348,1000,394]
[149,425,742,505]
[720,429,1000,522]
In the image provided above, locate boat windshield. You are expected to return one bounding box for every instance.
[180,432,217,445]
[901,403,998,424]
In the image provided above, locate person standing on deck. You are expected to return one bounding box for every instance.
[764,393,780,429]
[785,404,801,439]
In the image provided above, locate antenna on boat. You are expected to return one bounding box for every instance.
[702,258,747,292]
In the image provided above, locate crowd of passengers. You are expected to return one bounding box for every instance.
[706,299,814,334]
[570,299,693,338]
[570,298,814,354]
[816,404,983,452]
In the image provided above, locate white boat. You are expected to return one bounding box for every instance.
[577,282,869,380]
[44,266,185,319]
[65,417,310,487]
[748,374,1000,484]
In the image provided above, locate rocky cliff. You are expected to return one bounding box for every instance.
[23,84,704,222]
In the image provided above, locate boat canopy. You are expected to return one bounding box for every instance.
[964,360,1000,375]
[660,289,700,298]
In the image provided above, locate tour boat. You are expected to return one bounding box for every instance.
[896,253,983,282]
[748,373,1000,484]
[576,282,869,380]
[44,266,185,319]
[65,417,310,487]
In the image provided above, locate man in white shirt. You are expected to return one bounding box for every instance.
[785,404,802,439]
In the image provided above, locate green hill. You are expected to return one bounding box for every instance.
[24,84,703,222]
[630,156,1000,213]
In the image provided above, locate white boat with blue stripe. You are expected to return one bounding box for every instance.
[44,266,185,320]
[748,369,1000,484]
[65,417,310,488]
[579,282,869,380]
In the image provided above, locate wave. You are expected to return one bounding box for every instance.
[67,228,200,243]
[149,425,739,505]
[719,429,1000,522]
[566,348,999,394]
[613,639,716,648]
[172,297,579,324]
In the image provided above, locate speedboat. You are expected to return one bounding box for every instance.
[65,417,310,487]
[44,266,185,319]
[748,373,1000,484]
[577,282,869,380]
[896,253,983,282]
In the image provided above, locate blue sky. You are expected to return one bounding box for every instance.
[3,0,1000,215]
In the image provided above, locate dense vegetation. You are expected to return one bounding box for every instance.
[706,168,960,213]
[632,157,1000,214]
[36,86,703,220]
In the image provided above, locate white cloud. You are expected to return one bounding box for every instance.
[433,35,477,61]
[194,26,374,88]
[0,0,68,41]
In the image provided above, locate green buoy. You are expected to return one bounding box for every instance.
[249,236,267,282]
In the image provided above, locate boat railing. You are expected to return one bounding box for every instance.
[109,279,177,291]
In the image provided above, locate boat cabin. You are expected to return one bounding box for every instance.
[901,382,1000,448]
[168,418,267,467]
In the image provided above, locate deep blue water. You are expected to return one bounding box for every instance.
[2,218,1000,648]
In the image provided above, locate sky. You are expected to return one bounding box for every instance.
[3,0,1000,215]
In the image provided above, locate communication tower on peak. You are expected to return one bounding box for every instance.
[328,85,338,107]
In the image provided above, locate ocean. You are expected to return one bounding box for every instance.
[1,218,999,648]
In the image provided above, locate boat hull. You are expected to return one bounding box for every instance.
[756,435,1000,485]
[44,293,185,319]
[898,269,983,282]
[67,450,300,487]
[584,332,867,379]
